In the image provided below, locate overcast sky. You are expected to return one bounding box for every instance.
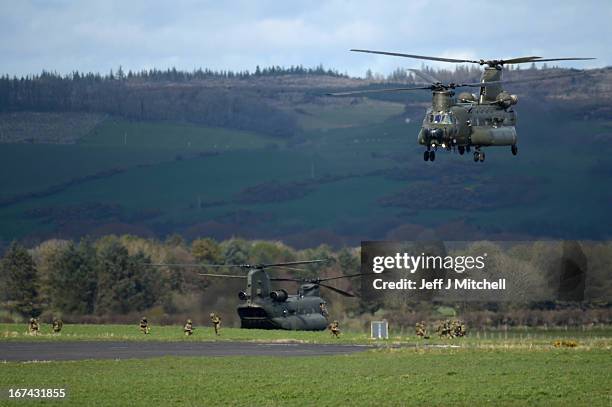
[1,0,609,77]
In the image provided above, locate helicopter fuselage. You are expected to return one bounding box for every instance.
[238,294,329,330]
[237,268,330,330]
[418,100,518,150]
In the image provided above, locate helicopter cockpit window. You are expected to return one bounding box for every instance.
[431,113,453,124]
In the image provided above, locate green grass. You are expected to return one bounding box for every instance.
[0,118,282,200]
[80,119,282,150]
[295,100,405,130]
[0,323,369,344]
[2,324,611,348]
[1,110,611,241]
[0,348,609,406]
[1,324,610,405]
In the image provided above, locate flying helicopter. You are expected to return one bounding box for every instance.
[148,259,369,331]
[330,49,595,162]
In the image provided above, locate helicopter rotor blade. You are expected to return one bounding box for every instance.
[455,70,589,89]
[146,259,328,270]
[350,49,480,64]
[350,49,595,67]
[269,277,303,282]
[145,263,235,268]
[317,283,356,297]
[197,273,247,279]
[261,259,329,268]
[508,57,595,64]
[407,68,442,84]
[317,272,380,282]
[272,272,381,283]
[495,56,542,64]
[327,85,433,96]
[266,265,309,272]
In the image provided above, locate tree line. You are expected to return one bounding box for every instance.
[1,236,609,327]
[0,64,346,138]
[0,235,358,323]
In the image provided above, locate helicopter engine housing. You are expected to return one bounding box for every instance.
[495,91,518,108]
[270,289,288,302]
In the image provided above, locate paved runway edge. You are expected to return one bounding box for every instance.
[0,341,371,361]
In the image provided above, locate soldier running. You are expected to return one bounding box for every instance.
[329,320,341,338]
[28,318,39,336]
[453,320,467,337]
[52,317,63,334]
[184,319,194,336]
[210,313,221,336]
[436,320,452,338]
[415,321,429,339]
[139,317,150,334]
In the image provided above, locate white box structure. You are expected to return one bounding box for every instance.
[370,320,389,339]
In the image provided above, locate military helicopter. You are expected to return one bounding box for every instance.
[330,49,594,162]
[149,259,368,331]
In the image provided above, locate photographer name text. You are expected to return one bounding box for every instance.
[372,278,506,290]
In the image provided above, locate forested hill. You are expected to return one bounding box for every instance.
[0,66,349,138]
[1,65,610,140]
[0,65,610,247]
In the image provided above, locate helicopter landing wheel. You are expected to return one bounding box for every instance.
[473,151,479,162]
[429,151,436,162]
[424,151,430,161]
[479,151,485,162]
[511,144,518,156]
[458,146,465,155]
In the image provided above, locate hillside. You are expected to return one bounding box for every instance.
[0,67,611,249]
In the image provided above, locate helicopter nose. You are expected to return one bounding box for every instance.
[427,128,444,143]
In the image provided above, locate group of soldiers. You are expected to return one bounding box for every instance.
[27,317,63,335]
[435,319,467,338]
[415,320,467,339]
[139,313,222,336]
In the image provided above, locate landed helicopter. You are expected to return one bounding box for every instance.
[149,259,368,331]
[330,50,594,162]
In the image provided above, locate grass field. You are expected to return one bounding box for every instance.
[0,324,610,406]
[295,99,405,130]
[0,106,611,242]
[2,324,611,348]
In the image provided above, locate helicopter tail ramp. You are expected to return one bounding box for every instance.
[237,306,278,329]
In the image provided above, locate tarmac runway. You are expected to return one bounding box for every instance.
[0,341,371,361]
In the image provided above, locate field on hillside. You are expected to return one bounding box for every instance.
[0,324,610,406]
[0,97,611,245]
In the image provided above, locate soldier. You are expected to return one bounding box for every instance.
[184,319,194,336]
[319,302,329,317]
[210,313,221,336]
[52,317,63,334]
[329,320,340,338]
[449,320,459,338]
[415,321,429,339]
[139,317,150,334]
[436,320,452,338]
[454,320,467,337]
[28,318,39,336]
